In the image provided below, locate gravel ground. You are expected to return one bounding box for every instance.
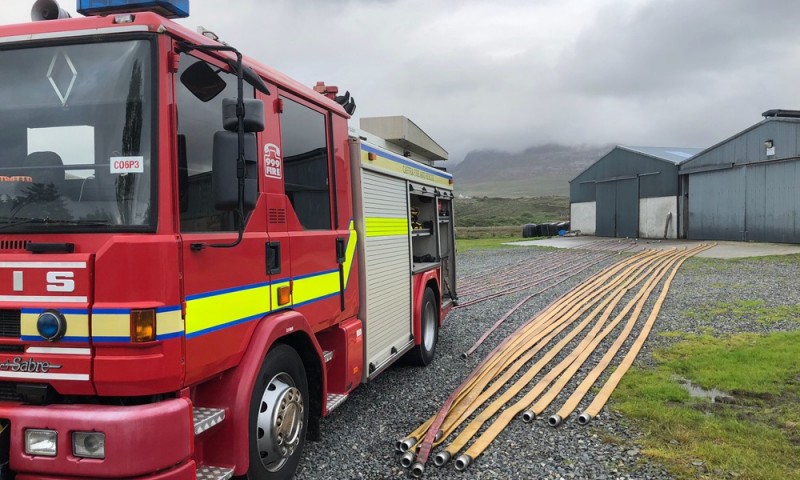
[294,244,800,480]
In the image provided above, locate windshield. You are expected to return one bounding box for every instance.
[0,38,155,231]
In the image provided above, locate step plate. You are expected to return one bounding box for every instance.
[193,407,225,435]
[326,393,348,413]
[196,465,234,480]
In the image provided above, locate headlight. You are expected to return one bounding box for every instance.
[73,431,105,459]
[25,429,57,456]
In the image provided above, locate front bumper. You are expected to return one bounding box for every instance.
[0,397,193,479]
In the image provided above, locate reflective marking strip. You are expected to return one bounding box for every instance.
[0,25,150,44]
[0,262,87,269]
[0,371,89,381]
[0,295,87,303]
[92,311,129,341]
[185,222,359,339]
[157,308,183,338]
[26,347,90,355]
[365,217,409,237]
[186,284,271,335]
[22,311,89,339]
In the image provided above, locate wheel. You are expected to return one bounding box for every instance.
[246,344,309,480]
[410,287,439,366]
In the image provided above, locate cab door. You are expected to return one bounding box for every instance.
[276,94,342,329]
[174,51,270,384]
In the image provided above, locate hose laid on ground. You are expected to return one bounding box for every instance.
[456,249,614,305]
[575,243,715,426]
[434,250,668,449]
[523,245,709,423]
[462,247,631,357]
[406,249,656,471]
[445,249,685,470]
[550,243,713,427]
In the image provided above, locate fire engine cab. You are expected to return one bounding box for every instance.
[0,0,457,478]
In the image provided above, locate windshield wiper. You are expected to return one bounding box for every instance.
[0,217,113,230]
[0,217,47,230]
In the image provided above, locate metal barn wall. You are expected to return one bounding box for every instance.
[688,160,800,243]
[683,119,800,244]
[682,119,800,171]
[570,149,680,202]
[688,168,746,241]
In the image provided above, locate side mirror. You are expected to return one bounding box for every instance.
[212,131,257,212]
[222,98,265,133]
[180,61,226,102]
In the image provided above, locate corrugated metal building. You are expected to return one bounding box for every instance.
[570,145,702,238]
[679,110,800,243]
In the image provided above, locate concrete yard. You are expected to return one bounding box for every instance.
[508,235,800,259]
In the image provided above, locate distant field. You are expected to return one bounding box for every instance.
[454,196,569,228]
[454,175,573,198]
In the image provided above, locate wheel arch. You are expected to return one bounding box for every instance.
[411,269,441,346]
[195,309,325,476]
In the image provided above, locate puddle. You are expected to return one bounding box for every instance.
[672,376,736,403]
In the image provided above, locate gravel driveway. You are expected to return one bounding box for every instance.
[294,245,800,480]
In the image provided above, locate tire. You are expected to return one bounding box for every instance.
[245,344,309,480]
[410,287,439,366]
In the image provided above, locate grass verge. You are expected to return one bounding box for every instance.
[456,236,520,252]
[687,300,800,325]
[611,331,800,479]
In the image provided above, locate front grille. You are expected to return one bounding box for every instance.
[0,383,21,403]
[0,311,20,339]
[0,240,30,251]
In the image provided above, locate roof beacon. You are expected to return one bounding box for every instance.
[76,0,190,18]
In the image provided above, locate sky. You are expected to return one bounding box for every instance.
[4,0,800,163]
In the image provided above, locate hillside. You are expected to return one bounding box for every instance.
[451,143,611,197]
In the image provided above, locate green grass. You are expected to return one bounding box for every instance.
[612,331,800,479]
[687,300,800,326]
[455,236,520,252]
[454,196,568,227]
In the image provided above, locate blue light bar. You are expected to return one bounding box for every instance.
[77,0,190,19]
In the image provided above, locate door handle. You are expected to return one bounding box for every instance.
[266,242,281,275]
[336,238,346,265]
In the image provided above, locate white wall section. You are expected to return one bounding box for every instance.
[639,196,678,239]
[570,201,596,235]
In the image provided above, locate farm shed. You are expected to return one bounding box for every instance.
[679,110,800,243]
[570,145,702,239]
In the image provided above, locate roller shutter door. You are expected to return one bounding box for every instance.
[360,170,412,372]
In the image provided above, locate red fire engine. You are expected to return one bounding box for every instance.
[0,1,457,478]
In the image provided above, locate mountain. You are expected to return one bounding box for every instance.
[450,143,612,198]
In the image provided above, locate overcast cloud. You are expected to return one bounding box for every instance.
[4,0,800,162]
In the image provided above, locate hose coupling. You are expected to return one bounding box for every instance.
[577,412,593,425]
[399,437,417,453]
[521,410,535,423]
[434,450,451,467]
[548,414,563,427]
[400,451,415,468]
[454,454,472,471]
